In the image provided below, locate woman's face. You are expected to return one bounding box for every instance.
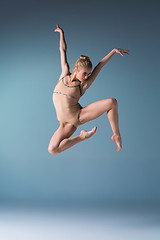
[76,67,92,83]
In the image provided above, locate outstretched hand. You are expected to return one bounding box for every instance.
[114,48,130,56]
[54,24,63,33]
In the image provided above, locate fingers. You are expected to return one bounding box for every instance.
[118,49,130,56]
[123,50,130,55]
[117,49,124,56]
[54,24,63,33]
[54,24,60,32]
[117,49,129,51]
[122,49,130,55]
[122,49,130,53]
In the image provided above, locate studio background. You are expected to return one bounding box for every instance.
[0,0,160,208]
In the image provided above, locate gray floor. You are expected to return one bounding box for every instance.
[0,205,160,240]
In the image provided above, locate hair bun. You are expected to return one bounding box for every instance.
[73,55,92,72]
[80,55,89,60]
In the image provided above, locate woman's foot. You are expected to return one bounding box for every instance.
[80,126,97,140]
[111,134,122,152]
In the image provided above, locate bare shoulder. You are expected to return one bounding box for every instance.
[58,71,71,81]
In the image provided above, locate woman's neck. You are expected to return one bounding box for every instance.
[70,73,81,83]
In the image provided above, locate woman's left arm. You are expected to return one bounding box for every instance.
[99,48,130,67]
[86,48,130,89]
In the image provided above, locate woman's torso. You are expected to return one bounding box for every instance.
[52,73,87,125]
[53,73,86,101]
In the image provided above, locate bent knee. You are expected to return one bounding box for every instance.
[109,98,118,107]
[48,145,59,155]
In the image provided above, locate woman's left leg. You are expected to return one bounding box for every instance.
[79,98,122,151]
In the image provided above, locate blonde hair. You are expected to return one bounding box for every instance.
[72,55,92,72]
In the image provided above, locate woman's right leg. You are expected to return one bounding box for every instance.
[48,122,97,155]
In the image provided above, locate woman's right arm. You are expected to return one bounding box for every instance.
[54,24,70,76]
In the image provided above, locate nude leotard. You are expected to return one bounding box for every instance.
[53,73,86,127]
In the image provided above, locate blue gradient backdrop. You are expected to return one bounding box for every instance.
[0,0,160,207]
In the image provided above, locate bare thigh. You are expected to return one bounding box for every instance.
[48,122,77,152]
[79,98,117,124]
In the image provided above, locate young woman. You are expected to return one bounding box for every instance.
[48,24,129,155]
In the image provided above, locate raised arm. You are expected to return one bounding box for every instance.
[54,24,70,76]
[86,48,130,89]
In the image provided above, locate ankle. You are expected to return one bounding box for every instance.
[114,132,121,137]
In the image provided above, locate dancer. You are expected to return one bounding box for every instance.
[48,24,129,155]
